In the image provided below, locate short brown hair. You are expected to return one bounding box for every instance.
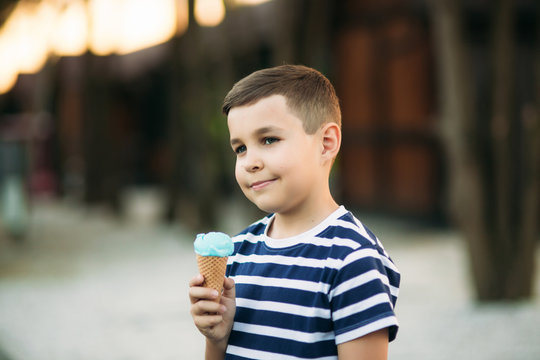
[222,65,341,134]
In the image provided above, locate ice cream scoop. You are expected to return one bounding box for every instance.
[194,232,233,302]
[194,232,234,257]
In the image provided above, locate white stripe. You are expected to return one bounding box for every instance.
[390,284,399,298]
[321,217,376,248]
[332,293,390,321]
[381,256,399,273]
[233,275,331,293]
[333,218,372,240]
[234,233,360,249]
[305,236,360,249]
[330,237,361,249]
[232,253,343,269]
[231,247,397,275]
[333,218,359,230]
[265,235,361,249]
[233,233,264,244]
[335,316,399,344]
[236,297,331,319]
[233,322,334,343]
[227,345,337,360]
[342,248,381,266]
[328,270,389,300]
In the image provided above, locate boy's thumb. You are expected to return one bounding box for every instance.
[223,277,235,297]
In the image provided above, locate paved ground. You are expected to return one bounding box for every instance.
[0,200,539,359]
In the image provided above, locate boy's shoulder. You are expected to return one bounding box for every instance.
[317,208,382,248]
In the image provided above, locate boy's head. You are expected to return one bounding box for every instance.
[224,65,342,216]
[222,65,341,134]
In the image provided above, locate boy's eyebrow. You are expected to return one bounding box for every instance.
[230,126,283,146]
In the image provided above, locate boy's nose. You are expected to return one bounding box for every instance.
[244,152,263,172]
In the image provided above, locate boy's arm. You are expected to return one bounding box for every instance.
[189,275,236,360]
[337,328,389,360]
[205,338,228,360]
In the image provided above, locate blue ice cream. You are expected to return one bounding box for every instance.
[194,232,234,257]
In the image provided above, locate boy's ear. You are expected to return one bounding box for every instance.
[320,122,341,162]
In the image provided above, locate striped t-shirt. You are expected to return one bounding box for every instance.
[225,206,400,360]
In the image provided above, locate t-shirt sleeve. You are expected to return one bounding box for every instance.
[329,246,400,344]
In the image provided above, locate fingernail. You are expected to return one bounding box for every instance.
[212,290,219,298]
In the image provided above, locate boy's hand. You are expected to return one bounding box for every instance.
[189,274,236,353]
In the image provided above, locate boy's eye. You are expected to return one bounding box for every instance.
[263,137,279,145]
[234,145,246,154]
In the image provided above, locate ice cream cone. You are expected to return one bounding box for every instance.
[196,254,228,302]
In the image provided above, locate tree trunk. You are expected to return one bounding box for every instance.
[489,0,536,299]
[165,0,234,230]
[429,0,538,301]
[165,0,212,230]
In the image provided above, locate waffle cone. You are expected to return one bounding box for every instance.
[196,255,228,302]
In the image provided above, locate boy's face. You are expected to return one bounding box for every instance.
[228,95,324,215]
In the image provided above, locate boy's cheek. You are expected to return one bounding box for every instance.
[234,167,245,187]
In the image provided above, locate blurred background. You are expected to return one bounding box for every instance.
[0,0,539,359]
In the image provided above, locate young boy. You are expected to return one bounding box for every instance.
[189,65,400,360]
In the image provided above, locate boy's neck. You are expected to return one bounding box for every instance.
[267,195,339,239]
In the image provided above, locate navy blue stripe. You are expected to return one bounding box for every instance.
[228,331,337,359]
[337,255,388,283]
[337,212,357,225]
[332,280,391,309]
[229,263,341,294]
[234,307,333,333]
[389,324,398,341]
[230,260,327,279]
[364,226,379,243]
[225,354,251,360]
[316,226,371,246]
[333,306,395,335]
[387,266,400,287]
[232,236,376,262]
[233,237,357,258]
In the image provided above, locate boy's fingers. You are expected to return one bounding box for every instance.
[189,286,219,304]
[223,277,234,289]
[191,299,224,316]
[193,312,223,328]
[223,277,235,297]
[188,274,204,287]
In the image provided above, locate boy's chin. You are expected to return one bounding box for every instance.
[253,200,299,216]
[244,191,292,215]
[253,203,279,214]
[249,199,282,214]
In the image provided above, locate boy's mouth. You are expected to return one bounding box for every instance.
[250,179,276,191]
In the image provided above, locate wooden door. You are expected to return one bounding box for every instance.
[335,10,443,219]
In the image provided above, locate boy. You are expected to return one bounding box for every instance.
[189,65,400,360]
